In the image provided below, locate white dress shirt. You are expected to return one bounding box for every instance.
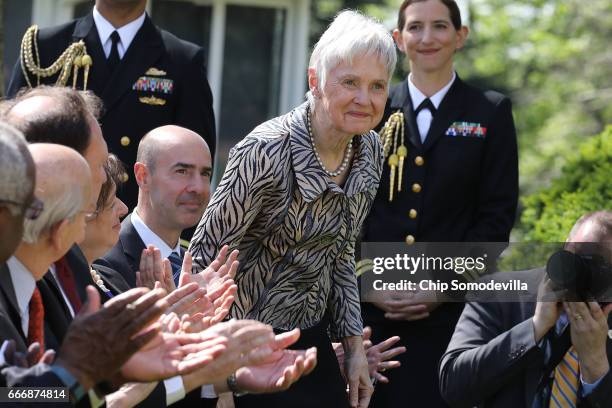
[92,6,145,59]
[131,210,182,259]
[6,256,36,337]
[408,71,456,143]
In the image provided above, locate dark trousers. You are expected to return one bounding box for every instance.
[365,303,464,408]
[234,318,350,408]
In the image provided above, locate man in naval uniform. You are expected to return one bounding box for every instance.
[7,0,216,211]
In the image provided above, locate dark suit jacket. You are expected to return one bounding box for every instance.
[91,263,131,298]
[0,263,27,352]
[96,214,145,288]
[7,12,216,209]
[440,269,612,408]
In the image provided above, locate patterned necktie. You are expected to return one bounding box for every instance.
[54,257,82,313]
[107,31,121,73]
[168,252,183,286]
[27,287,45,361]
[549,346,580,407]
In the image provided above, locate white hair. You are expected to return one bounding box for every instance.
[0,122,32,216]
[307,10,397,104]
[22,151,88,244]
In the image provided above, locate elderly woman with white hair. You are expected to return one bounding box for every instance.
[190,10,396,408]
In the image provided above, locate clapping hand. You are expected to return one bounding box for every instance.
[55,286,169,390]
[234,328,318,393]
[136,245,176,293]
[2,340,55,368]
[179,251,237,329]
[362,327,405,383]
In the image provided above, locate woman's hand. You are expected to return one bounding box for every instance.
[342,335,373,408]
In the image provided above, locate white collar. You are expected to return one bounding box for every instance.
[408,71,456,111]
[92,6,146,57]
[131,210,181,259]
[6,256,37,334]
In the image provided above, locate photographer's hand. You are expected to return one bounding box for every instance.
[532,277,565,342]
[564,301,612,383]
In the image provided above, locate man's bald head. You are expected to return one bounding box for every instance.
[566,211,612,260]
[134,125,212,238]
[23,144,92,244]
[137,125,211,173]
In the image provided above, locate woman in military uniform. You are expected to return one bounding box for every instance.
[361,1,519,407]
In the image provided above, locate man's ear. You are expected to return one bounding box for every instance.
[134,162,149,190]
[48,219,70,253]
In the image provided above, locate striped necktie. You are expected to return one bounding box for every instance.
[549,346,580,407]
[168,252,183,286]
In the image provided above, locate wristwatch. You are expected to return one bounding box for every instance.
[50,365,86,403]
[227,372,248,397]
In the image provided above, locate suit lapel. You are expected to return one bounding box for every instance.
[101,16,164,113]
[72,13,111,93]
[121,214,147,276]
[390,80,421,148]
[422,77,467,152]
[0,264,26,342]
[65,245,95,303]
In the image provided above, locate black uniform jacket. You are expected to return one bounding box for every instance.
[7,12,216,208]
[363,75,518,244]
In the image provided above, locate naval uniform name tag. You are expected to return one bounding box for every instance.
[445,121,487,138]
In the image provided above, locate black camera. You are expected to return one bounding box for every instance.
[546,249,612,303]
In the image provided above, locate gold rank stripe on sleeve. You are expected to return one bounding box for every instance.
[379,110,407,202]
[19,25,93,91]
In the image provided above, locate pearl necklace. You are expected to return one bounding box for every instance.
[90,268,112,297]
[307,107,353,177]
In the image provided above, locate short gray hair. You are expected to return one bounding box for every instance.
[0,122,33,216]
[21,157,87,244]
[307,10,397,103]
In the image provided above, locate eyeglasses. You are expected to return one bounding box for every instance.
[0,196,45,220]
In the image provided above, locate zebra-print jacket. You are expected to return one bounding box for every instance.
[190,101,383,340]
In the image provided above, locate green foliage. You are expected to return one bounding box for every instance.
[454,0,612,200]
[519,126,612,242]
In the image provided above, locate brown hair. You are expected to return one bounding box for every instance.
[397,0,462,31]
[95,154,126,213]
[1,86,103,155]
